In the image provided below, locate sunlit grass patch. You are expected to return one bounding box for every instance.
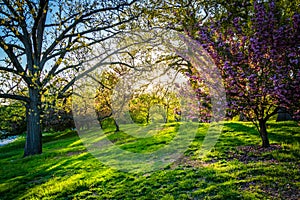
[0,121,299,199]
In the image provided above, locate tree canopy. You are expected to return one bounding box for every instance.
[0,0,299,156]
[0,0,139,156]
[194,0,300,147]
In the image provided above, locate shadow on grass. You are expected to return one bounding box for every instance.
[195,121,299,163]
[0,133,226,200]
[0,122,299,199]
[220,121,299,146]
[0,130,94,199]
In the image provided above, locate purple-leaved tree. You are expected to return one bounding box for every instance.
[195,1,300,147]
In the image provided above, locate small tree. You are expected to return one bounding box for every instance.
[0,101,26,136]
[129,93,157,124]
[195,1,300,147]
[94,67,126,131]
[42,96,75,131]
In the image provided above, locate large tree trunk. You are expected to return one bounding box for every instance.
[24,88,42,157]
[258,120,270,148]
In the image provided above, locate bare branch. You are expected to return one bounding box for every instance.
[42,1,138,65]
[32,0,48,64]
[0,37,31,84]
[0,93,29,103]
[87,74,112,90]
[57,36,151,98]
[0,66,18,74]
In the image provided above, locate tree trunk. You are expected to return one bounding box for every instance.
[146,112,150,124]
[114,119,120,132]
[276,108,292,121]
[99,120,103,129]
[258,120,270,148]
[24,88,42,157]
[165,105,169,123]
[239,113,247,121]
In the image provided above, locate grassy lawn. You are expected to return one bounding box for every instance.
[0,121,299,199]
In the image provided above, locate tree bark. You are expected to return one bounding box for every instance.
[165,105,169,123]
[113,119,120,132]
[239,113,247,121]
[99,120,103,129]
[276,107,292,121]
[24,88,42,157]
[258,119,270,148]
[146,111,150,124]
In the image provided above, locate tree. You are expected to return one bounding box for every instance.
[154,85,180,123]
[176,80,212,122]
[42,96,75,131]
[0,101,26,136]
[129,93,161,124]
[93,66,130,131]
[195,0,300,147]
[0,0,138,156]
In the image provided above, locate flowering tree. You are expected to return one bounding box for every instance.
[196,1,300,147]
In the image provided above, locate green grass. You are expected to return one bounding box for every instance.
[0,121,299,199]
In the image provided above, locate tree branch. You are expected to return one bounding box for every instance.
[0,93,29,103]
[0,37,31,84]
[32,0,48,65]
[41,1,138,67]
[57,36,151,99]
[0,66,18,74]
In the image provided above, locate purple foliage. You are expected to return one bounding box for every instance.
[193,0,300,122]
